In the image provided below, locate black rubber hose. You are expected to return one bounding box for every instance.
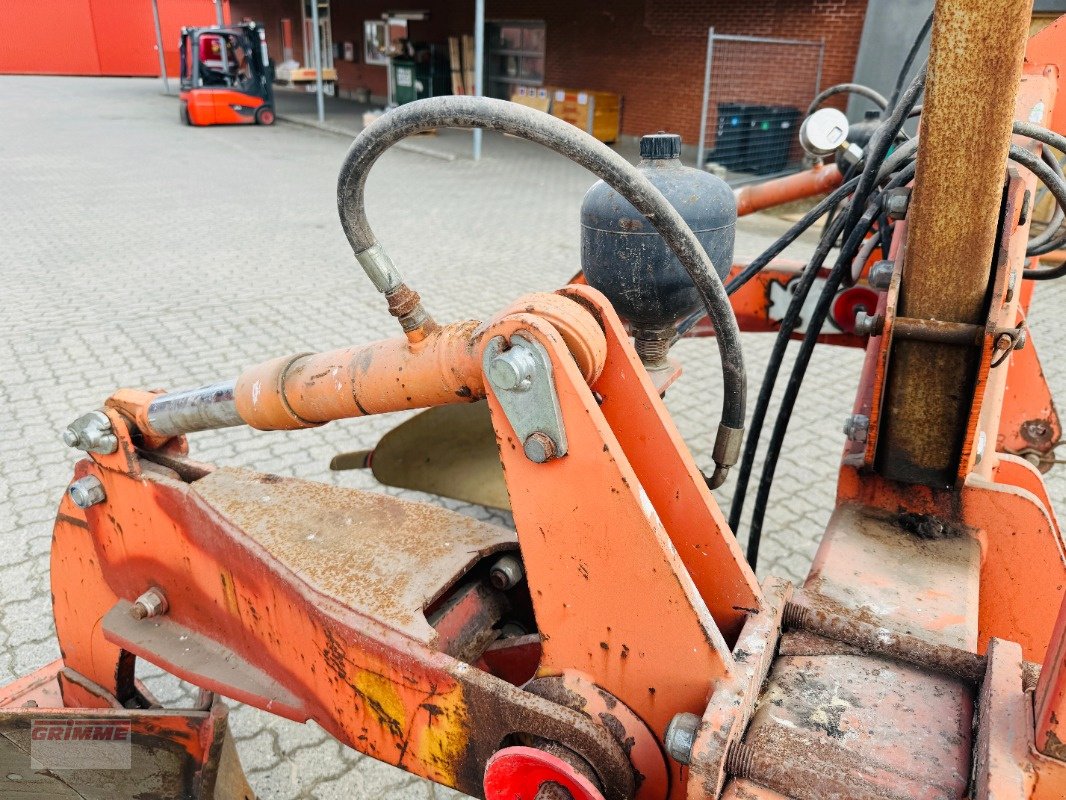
[737,69,925,565]
[727,210,850,536]
[744,161,917,568]
[887,11,933,111]
[1009,144,1066,279]
[335,96,746,479]
[1012,122,1066,259]
[1014,120,1066,154]
[806,83,888,117]
[1027,146,1066,256]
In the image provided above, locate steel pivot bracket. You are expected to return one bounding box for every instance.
[483,333,568,462]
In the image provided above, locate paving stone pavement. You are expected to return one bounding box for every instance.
[3,76,1066,799]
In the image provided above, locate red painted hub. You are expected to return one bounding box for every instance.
[483,746,605,800]
[831,286,880,333]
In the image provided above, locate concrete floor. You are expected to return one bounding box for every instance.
[2,75,1065,799]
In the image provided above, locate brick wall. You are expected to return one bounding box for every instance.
[486,0,868,142]
[231,0,868,141]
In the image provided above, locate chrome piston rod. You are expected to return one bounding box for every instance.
[146,381,243,437]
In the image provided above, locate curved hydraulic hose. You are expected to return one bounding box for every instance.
[1012,122,1066,260]
[1009,144,1066,280]
[1027,146,1066,255]
[335,96,746,486]
[806,83,888,117]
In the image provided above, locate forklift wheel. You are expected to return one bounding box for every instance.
[255,107,276,126]
[179,102,191,126]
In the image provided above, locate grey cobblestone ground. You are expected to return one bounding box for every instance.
[3,76,1066,798]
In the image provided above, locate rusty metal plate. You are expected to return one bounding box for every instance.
[193,467,516,641]
[804,503,980,650]
[744,644,973,800]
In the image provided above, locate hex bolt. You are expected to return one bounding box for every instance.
[523,432,558,463]
[487,346,537,392]
[884,188,911,221]
[130,588,169,620]
[664,711,701,765]
[68,476,106,509]
[489,554,525,590]
[868,260,894,291]
[843,414,870,443]
[853,311,884,337]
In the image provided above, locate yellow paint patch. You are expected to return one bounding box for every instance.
[413,683,468,786]
[219,569,241,620]
[354,670,408,738]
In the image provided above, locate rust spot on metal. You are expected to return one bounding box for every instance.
[896,511,961,540]
[193,467,516,640]
[386,283,423,318]
[1044,729,1066,760]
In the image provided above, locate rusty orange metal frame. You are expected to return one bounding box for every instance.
[9,7,1066,800]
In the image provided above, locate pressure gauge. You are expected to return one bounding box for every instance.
[799,107,851,157]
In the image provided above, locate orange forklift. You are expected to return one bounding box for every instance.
[179,22,275,127]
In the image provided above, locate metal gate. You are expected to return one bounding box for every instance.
[696,30,825,178]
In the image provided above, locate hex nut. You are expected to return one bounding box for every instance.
[68,476,106,509]
[130,588,169,620]
[884,188,911,221]
[664,712,701,765]
[489,555,525,590]
[843,414,870,443]
[523,432,558,463]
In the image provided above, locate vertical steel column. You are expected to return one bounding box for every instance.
[310,0,325,123]
[876,0,1034,486]
[214,0,224,27]
[472,0,486,161]
[814,37,825,94]
[151,0,170,95]
[695,28,714,169]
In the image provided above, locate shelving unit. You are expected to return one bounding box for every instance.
[484,20,545,100]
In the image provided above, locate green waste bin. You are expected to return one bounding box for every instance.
[392,58,418,105]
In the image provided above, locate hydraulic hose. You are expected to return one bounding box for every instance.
[806,83,888,117]
[1027,146,1066,256]
[887,11,933,111]
[734,68,926,565]
[336,96,747,485]
[1011,121,1066,261]
[1009,143,1066,280]
[744,163,918,568]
